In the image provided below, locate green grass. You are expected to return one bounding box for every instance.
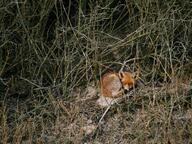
[0,0,192,143]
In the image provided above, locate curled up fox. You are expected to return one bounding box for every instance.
[97,70,139,107]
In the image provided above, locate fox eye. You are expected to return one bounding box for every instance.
[119,71,123,79]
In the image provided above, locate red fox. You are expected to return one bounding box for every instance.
[98,71,138,98]
[97,70,139,107]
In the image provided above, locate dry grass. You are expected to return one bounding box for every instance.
[1,0,192,143]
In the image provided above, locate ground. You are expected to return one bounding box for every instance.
[2,79,191,143]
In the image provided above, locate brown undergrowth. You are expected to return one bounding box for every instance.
[1,0,192,143]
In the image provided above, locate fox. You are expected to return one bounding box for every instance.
[97,70,139,107]
[99,71,139,98]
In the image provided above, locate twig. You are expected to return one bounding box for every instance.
[98,89,136,124]
[98,104,111,124]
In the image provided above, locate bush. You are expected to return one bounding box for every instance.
[0,0,192,143]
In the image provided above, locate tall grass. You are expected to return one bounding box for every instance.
[0,0,192,143]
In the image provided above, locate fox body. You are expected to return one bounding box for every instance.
[99,72,122,98]
[98,71,138,98]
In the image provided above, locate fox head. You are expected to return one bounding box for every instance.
[118,71,139,91]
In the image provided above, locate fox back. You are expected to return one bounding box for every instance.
[99,72,122,98]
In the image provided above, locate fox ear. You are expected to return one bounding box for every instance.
[118,71,124,79]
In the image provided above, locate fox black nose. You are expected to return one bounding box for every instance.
[124,89,129,94]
